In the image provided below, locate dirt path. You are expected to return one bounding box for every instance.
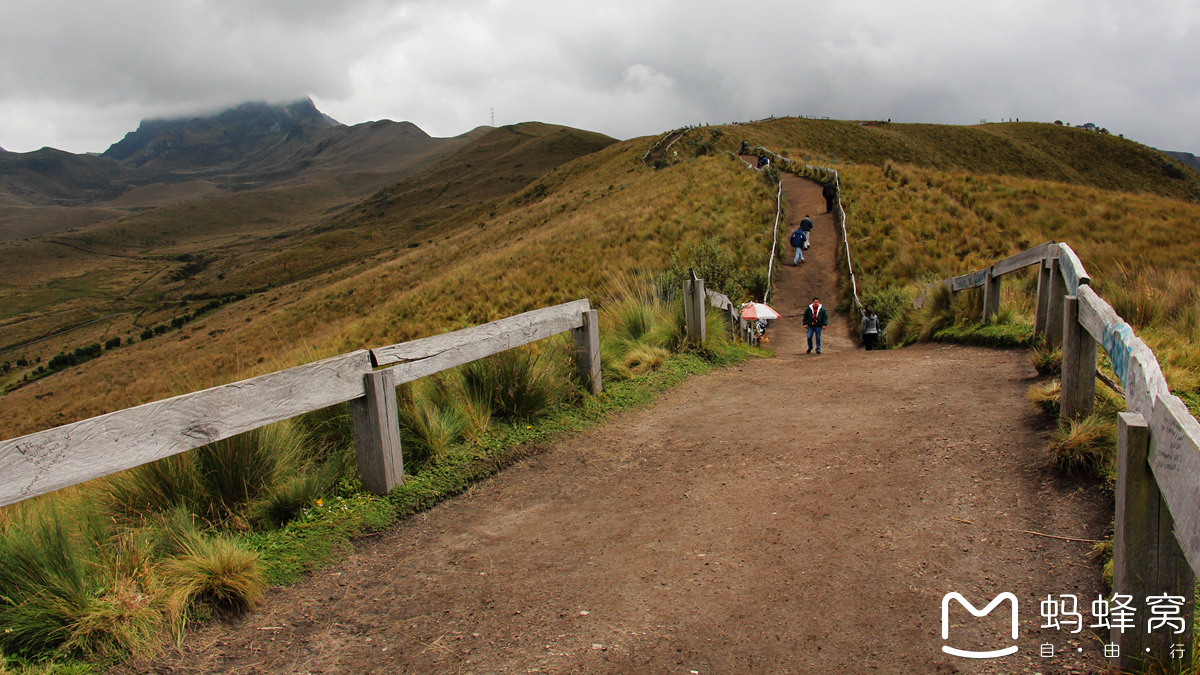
[644,131,687,166]
[757,166,854,357]
[141,172,1113,675]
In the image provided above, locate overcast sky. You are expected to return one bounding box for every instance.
[2,0,1199,154]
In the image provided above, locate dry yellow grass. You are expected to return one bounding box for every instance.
[0,137,776,439]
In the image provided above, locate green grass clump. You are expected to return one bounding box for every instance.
[0,502,264,665]
[104,419,342,531]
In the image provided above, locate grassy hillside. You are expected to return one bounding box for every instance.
[0,125,779,439]
[731,118,1200,201]
[715,117,1200,400]
[0,124,617,397]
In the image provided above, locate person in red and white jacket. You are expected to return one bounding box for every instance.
[803,297,829,354]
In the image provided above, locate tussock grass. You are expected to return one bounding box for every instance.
[0,502,264,664]
[104,419,338,531]
[161,531,265,616]
[1027,380,1061,417]
[1030,346,1062,375]
[1048,414,1116,474]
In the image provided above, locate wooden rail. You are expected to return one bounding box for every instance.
[926,241,1198,669]
[0,299,601,507]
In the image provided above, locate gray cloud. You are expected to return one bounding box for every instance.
[2,0,1199,154]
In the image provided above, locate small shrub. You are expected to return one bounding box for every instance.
[860,283,912,337]
[660,236,749,301]
[61,577,161,659]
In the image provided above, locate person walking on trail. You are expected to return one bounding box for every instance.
[822,181,838,214]
[757,153,770,169]
[861,307,881,351]
[790,225,808,264]
[798,215,813,249]
[803,297,829,354]
[739,140,750,154]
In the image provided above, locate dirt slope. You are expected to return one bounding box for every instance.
[762,167,854,356]
[138,175,1112,675]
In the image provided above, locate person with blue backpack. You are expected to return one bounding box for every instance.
[790,224,808,264]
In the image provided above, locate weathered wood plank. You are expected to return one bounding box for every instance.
[1060,296,1097,419]
[370,300,589,368]
[1046,259,1067,349]
[981,268,1001,321]
[683,279,705,344]
[1113,411,1196,670]
[380,300,591,385]
[1076,285,1122,343]
[1077,285,1171,415]
[573,309,602,396]
[0,350,374,508]
[1149,394,1200,578]
[351,368,404,495]
[991,241,1055,277]
[947,268,989,292]
[1056,243,1090,293]
[706,290,732,311]
[1034,258,1052,337]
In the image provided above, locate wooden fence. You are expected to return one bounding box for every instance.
[0,299,602,507]
[926,242,1196,670]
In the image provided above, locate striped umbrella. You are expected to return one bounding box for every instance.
[740,303,781,321]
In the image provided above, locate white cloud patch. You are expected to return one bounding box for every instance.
[2,0,1200,153]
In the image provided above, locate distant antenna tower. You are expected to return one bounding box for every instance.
[490,108,495,126]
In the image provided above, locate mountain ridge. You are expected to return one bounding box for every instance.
[0,100,489,240]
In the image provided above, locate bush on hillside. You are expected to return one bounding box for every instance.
[660,236,753,302]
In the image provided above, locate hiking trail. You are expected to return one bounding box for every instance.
[136,174,1111,674]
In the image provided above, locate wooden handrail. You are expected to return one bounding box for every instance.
[925,238,1200,665]
[0,299,600,506]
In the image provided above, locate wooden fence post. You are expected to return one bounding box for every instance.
[1034,258,1052,339]
[1046,258,1067,349]
[572,309,602,395]
[683,276,707,345]
[350,368,404,495]
[981,266,1001,322]
[1112,412,1196,671]
[1060,296,1097,419]
[683,279,699,344]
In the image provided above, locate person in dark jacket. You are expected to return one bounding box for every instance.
[803,297,829,354]
[756,153,770,169]
[739,140,750,154]
[790,226,807,264]
[822,181,838,213]
[798,215,813,249]
[861,307,880,350]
